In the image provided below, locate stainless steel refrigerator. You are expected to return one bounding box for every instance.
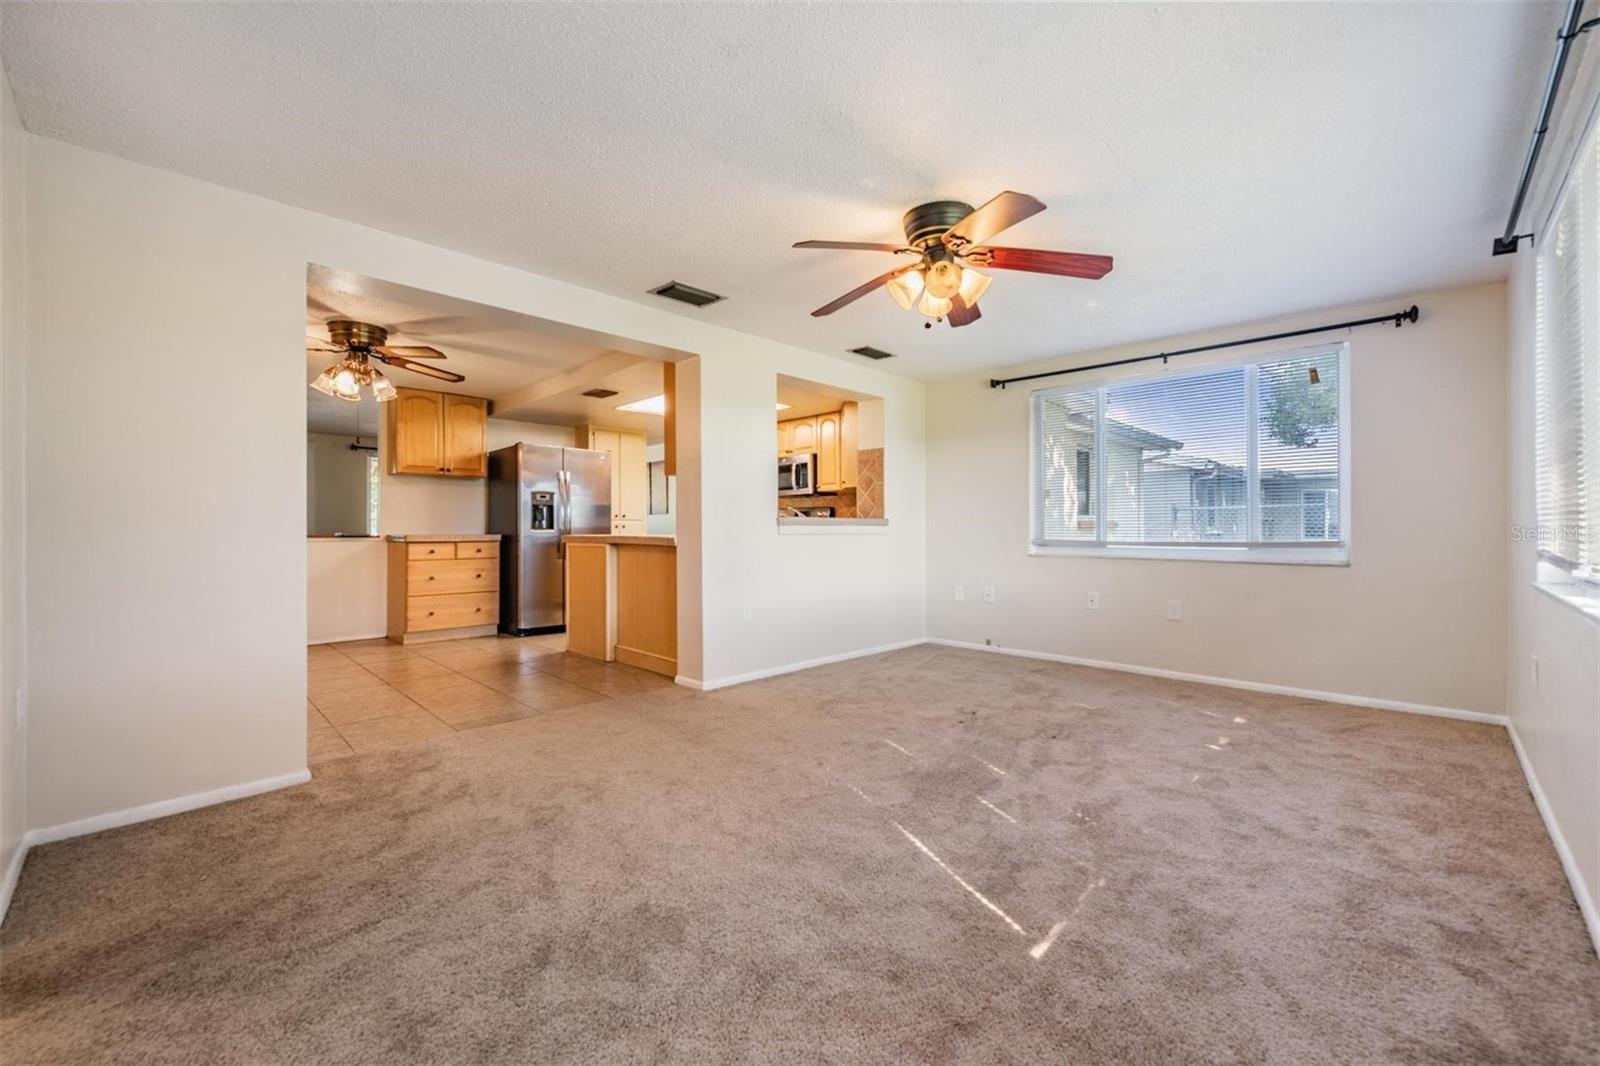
[487,444,611,634]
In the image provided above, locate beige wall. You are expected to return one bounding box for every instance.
[23,135,925,832]
[0,65,28,907]
[307,432,373,536]
[1504,47,1600,950]
[926,282,1509,717]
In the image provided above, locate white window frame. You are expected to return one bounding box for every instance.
[1531,84,1600,622]
[1028,342,1351,566]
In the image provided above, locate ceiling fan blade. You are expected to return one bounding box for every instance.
[793,240,915,254]
[375,345,448,360]
[809,264,919,317]
[374,353,465,383]
[943,191,1046,249]
[947,295,982,328]
[966,246,1113,279]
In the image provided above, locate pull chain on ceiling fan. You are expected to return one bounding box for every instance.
[307,319,465,402]
[793,191,1113,328]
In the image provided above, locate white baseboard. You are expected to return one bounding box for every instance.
[1507,722,1600,957]
[679,638,927,692]
[24,769,312,848]
[926,638,1508,725]
[0,836,28,925]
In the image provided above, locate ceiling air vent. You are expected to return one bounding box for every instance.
[581,388,619,399]
[849,345,897,360]
[648,281,724,307]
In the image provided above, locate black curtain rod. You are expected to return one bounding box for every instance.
[1494,0,1594,256]
[988,305,1420,390]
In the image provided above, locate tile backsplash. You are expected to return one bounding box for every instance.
[778,489,856,518]
[855,449,884,519]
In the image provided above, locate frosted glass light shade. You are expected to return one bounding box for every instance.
[886,268,925,310]
[925,260,963,299]
[370,369,398,401]
[918,291,953,318]
[957,267,992,305]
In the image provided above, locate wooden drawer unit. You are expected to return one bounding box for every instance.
[455,540,499,560]
[408,559,497,595]
[407,592,498,632]
[387,539,501,642]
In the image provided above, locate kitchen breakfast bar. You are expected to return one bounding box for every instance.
[563,534,677,678]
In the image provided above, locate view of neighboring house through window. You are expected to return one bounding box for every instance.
[1534,99,1599,597]
[1031,345,1347,560]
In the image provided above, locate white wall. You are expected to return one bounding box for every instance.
[1504,48,1600,950]
[926,283,1508,717]
[0,65,29,909]
[24,136,925,830]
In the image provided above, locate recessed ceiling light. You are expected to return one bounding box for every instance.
[615,394,666,415]
[775,402,791,411]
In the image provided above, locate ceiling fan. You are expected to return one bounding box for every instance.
[794,191,1112,328]
[306,319,465,402]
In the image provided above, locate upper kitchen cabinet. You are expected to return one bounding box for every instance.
[388,386,489,477]
[778,403,858,491]
[442,393,489,477]
[578,425,649,534]
[816,410,842,492]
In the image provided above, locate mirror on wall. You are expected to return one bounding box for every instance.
[308,390,381,536]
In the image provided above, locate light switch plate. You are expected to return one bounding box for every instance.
[1086,591,1101,610]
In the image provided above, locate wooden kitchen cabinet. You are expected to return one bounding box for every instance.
[387,387,489,478]
[442,394,489,477]
[788,417,818,455]
[386,536,499,642]
[578,425,648,535]
[839,401,859,489]
[816,410,841,491]
[778,405,858,489]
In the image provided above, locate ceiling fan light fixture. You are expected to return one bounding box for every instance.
[957,266,992,306]
[885,268,925,310]
[370,368,398,402]
[917,291,953,318]
[925,259,963,300]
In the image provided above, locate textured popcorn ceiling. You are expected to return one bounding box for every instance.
[0,2,1558,379]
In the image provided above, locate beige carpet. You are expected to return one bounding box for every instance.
[2,645,1596,1064]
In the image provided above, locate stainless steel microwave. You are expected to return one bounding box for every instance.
[779,453,815,496]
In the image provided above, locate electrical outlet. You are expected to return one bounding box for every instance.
[982,585,996,603]
[741,602,753,623]
[1531,655,1540,690]
[954,584,965,603]
[1167,600,1183,621]
[1086,591,1101,610]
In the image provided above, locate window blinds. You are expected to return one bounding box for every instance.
[1031,348,1345,551]
[1535,111,1600,581]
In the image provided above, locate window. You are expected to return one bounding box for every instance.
[1031,345,1348,563]
[1535,104,1600,593]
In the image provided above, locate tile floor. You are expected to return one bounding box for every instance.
[307,633,674,764]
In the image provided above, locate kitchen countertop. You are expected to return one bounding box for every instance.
[562,534,676,547]
[384,534,502,543]
[776,517,888,527]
